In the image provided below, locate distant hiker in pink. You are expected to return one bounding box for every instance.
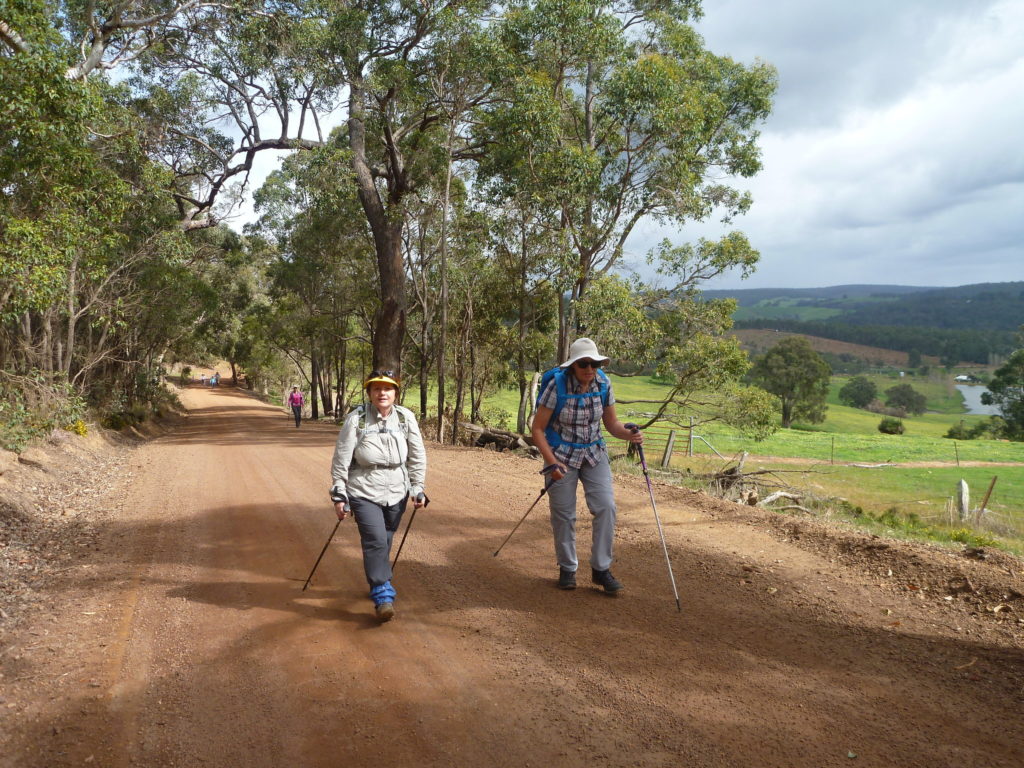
[288,386,305,428]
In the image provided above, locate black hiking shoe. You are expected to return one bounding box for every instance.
[591,568,623,594]
[557,568,577,590]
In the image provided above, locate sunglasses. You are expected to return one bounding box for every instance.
[368,369,396,379]
[574,360,603,369]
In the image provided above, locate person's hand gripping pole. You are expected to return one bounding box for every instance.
[493,463,565,557]
[625,422,682,612]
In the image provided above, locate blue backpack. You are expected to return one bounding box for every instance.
[537,366,610,449]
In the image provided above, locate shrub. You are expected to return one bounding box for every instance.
[884,383,927,415]
[180,365,193,385]
[64,419,88,436]
[878,417,905,435]
[945,422,971,440]
[838,376,877,408]
[0,373,88,452]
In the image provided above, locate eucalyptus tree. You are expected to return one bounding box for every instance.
[1,2,206,404]
[478,0,777,358]
[486,197,561,432]
[327,0,496,375]
[749,336,831,429]
[574,235,776,439]
[250,145,378,417]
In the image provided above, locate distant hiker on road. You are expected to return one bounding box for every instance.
[328,370,427,622]
[287,386,305,428]
[531,338,643,594]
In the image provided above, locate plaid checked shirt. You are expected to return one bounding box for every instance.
[538,371,615,469]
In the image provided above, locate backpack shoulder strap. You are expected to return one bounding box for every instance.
[550,367,570,420]
[393,405,411,433]
[596,369,610,406]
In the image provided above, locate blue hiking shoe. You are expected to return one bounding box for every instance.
[370,581,397,620]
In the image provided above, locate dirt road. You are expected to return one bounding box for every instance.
[2,385,1022,767]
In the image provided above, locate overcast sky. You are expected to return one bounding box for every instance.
[626,0,1024,290]
[233,1,1023,292]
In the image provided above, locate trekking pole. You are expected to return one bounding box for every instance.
[302,520,341,591]
[392,493,430,571]
[625,423,682,612]
[493,466,560,557]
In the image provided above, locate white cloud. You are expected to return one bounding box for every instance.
[631,0,1024,289]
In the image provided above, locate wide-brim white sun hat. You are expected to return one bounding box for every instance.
[559,337,611,368]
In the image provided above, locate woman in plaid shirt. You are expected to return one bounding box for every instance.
[531,338,644,593]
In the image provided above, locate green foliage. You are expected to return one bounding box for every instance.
[884,383,927,415]
[838,376,877,408]
[0,371,88,452]
[868,509,997,547]
[477,1,776,343]
[878,417,905,435]
[573,274,659,364]
[981,349,1024,440]
[749,336,831,428]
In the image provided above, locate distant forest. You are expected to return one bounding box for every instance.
[713,282,1022,364]
[708,282,1024,332]
[732,319,1013,365]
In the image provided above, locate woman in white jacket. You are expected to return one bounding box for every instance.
[329,371,427,621]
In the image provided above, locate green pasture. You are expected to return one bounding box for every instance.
[666,457,1023,552]
[447,369,1022,549]
[829,373,965,415]
[733,302,846,323]
[629,420,1020,465]
[394,368,1024,550]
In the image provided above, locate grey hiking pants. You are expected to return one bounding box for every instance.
[547,452,616,573]
[350,496,408,587]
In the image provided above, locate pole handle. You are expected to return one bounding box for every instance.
[624,422,648,471]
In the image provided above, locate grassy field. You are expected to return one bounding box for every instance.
[733,303,846,322]
[433,369,1023,550]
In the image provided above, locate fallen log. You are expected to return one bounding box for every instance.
[458,421,536,453]
[759,491,803,507]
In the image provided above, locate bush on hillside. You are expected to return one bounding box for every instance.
[838,376,877,408]
[878,417,905,435]
[884,383,927,415]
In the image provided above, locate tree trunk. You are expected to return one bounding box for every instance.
[347,83,406,376]
[435,127,456,441]
[310,345,320,421]
[516,224,528,433]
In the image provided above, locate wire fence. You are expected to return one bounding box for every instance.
[607,412,1023,542]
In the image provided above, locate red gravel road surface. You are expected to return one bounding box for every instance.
[1,384,1022,767]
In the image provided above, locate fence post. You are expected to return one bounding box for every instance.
[954,441,960,467]
[661,429,676,468]
[687,416,694,457]
[975,476,998,523]
[831,436,835,465]
[957,479,970,521]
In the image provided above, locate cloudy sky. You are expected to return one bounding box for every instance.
[627,0,1024,290]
